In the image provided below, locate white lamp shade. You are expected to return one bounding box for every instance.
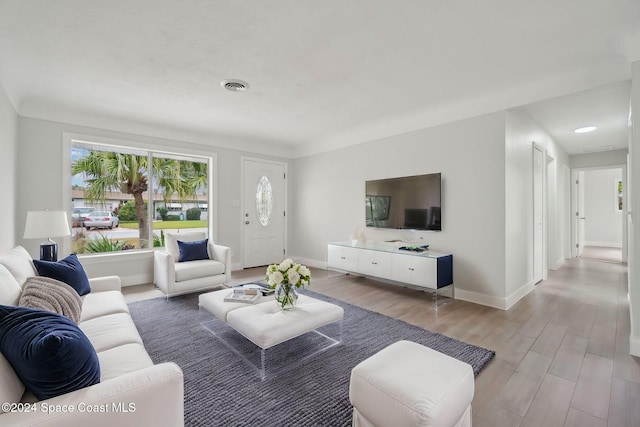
[23,211,71,239]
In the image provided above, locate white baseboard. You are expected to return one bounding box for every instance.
[550,257,565,270]
[584,241,622,248]
[505,281,536,309]
[630,336,640,357]
[120,272,154,287]
[293,256,326,270]
[454,288,507,310]
[455,281,535,310]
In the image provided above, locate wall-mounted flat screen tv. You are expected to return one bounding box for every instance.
[365,173,441,231]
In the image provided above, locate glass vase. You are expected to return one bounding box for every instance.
[275,283,298,311]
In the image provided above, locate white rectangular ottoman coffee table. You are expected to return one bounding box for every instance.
[199,288,344,379]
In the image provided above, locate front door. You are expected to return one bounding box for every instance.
[242,158,286,268]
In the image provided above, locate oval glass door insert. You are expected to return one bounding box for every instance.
[256,175,273,226]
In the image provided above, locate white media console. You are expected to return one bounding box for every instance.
[327,240,454,297]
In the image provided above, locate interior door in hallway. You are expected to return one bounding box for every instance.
[533,145,544,284]
[242,158,286,268]
[576,170,585,257]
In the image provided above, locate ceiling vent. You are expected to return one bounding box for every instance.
[221,79,250,92]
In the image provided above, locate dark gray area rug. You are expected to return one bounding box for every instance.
[128,290,495,427]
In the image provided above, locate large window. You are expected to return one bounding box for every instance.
[70,141,211,254]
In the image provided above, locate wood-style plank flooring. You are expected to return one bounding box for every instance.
[311,257,635,427]
[124,255,637,426]
[580,246,623,264]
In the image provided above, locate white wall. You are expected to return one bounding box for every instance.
[290,112,509,306]
[583,168,623,247]
[629,60,640,356]
[571,149,628,169]
[16,116,291,284]
[0,87,17,251]
[505,110,571,301]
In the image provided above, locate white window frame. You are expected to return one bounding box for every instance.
[62,132,217,256]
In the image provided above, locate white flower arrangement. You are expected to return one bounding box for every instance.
[265,258,311,289]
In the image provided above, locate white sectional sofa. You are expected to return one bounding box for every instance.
[0,246,184,427]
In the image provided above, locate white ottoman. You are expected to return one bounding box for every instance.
[226,294,344,349]
[349,340,475,427]
[199,289,344,379]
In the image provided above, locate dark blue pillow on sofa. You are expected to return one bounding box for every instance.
[33,253,91,296]
[0,305,100,400]
[177,239,209,262]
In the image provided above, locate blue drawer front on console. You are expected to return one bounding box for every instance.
[436,255,453,288]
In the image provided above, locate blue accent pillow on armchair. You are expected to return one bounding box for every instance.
[0,305,100,400]
[33,253,91,296]
[177,239,209,262]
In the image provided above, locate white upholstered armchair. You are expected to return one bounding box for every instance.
[153,231,231,297]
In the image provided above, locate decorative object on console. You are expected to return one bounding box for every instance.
[399,245,430,252]
[349,228,366,241]
[23,210,71,262]
[266,259,311,310]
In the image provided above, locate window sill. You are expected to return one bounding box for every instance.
[77,249,155,264]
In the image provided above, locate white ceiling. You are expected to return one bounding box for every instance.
[0,1,639,158]
[521,81,631,155]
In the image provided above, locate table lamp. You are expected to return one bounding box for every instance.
[23,211,71,261]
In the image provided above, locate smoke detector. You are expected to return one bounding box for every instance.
[221,79,250,92]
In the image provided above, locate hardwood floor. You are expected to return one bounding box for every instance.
[124,256,637,426]
[300,257,636,427]
[580,245,623,264]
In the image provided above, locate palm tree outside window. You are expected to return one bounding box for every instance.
[71,142,210,254]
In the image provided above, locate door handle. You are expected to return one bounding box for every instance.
[245,221,250,225]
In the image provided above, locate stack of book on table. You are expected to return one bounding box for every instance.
[224,282,274,304]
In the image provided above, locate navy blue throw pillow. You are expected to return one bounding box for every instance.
[0,305,100,400]
[177,239,209,262]
[33,254,91,296]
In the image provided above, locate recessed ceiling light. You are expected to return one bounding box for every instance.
[574,126,597,134]
[220,79,250,92]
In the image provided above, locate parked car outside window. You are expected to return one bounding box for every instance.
[84,211,119,230]
[72,207,95,227]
